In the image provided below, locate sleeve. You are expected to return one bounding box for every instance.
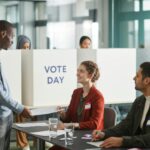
[60,90,76,122]
[103,99,137,139]
[122,133,150,148]
[79,95,104,130]
[0,79,24,114]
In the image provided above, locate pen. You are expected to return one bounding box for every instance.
[92,131,101,141]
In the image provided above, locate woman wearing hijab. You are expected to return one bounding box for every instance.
[16,35,31,150]
[16,35,31,49]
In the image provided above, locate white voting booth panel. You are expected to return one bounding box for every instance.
[0,49,138,107]
[97,49,136,104]
[0,50,21,103]
[77,49,97,66]
[22,50,77,107]
[78,49,136,104]
[136,49,150,69]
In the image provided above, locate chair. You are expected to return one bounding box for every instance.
[104,107,116,129]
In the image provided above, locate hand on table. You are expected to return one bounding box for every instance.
[100,137,123,148]
[92,130,105,141]
[57,122,65,130]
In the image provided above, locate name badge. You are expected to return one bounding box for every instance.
[85,103,91,110]
[146,120,150,126]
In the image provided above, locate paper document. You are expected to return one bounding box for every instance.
[85,148,101,150]
[15,122,48,128]
[87,141,103,147]
[31,130,65,137]
[30,107,58,116]
[128,148,142,150]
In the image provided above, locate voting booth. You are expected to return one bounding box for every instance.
[0,50,22,104]
[2,48,149,107]
[78,48,136,104]
[97,49,136,104]
[22,50,77,107]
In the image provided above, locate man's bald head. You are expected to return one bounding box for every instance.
[0,20,14,50]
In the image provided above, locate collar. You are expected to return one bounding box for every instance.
[145,96,150,101]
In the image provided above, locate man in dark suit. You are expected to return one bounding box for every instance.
[92,62,150,148]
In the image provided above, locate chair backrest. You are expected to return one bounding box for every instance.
[104,107,116,129]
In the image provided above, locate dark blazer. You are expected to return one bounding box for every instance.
[103,95,150,148]
[62,86,104,130]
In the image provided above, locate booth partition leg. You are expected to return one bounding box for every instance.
[36,139,45,150]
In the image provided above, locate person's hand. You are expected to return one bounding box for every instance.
[57,122,65,130]
[57,106,66,119]
[92,130,105,141]
[100,137,123,148]
[20,107,32,118]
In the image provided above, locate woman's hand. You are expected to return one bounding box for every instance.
[57,122,65,130]
[57,106,66,120]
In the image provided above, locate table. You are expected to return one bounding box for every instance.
[12,121,143,150]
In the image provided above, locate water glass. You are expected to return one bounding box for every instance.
[64,125,74,145]
[48,118,58,138]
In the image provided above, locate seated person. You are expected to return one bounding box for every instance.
[92,62,150,149]
[50,60,104,150]
[79,36,91,49]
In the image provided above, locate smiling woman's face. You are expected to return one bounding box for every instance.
[77,64,92,84]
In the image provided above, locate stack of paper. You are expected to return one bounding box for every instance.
[15,122,48,127]
[87,141,103,147]
[31,130,65,137]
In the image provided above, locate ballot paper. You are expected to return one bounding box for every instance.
[15,122,48,127]
[29,106,65,116]
[87,141,104,147]
[128,148,142,150]
[85,148,101,150]
[30,106,58,116]
[31,130,65,137]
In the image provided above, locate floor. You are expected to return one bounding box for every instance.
[10,129,51,150]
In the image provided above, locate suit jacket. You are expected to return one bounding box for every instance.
[104,95,150,148]
[0,61,23,118]
[62,86,104,130]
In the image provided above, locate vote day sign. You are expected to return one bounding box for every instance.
[22,50,77,107]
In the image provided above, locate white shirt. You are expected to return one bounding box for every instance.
[140,96,150,128]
